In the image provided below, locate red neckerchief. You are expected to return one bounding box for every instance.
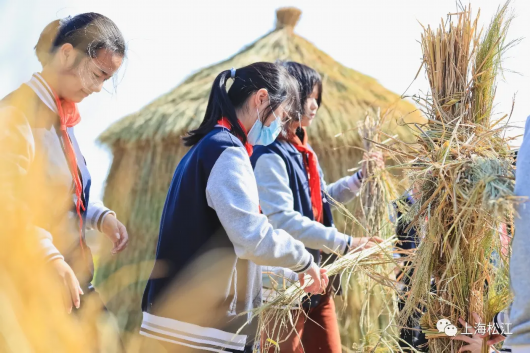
[217,117,253,157]
[52,93,86,255]
[288,127,323,223]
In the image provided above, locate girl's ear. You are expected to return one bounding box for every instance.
[254,88,269,108]
[58,43,76,69]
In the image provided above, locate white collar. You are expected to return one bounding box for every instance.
[25,73,58,114]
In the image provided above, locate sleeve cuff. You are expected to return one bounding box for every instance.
[96,210,115,233]
[40,237,64,262]
[347,171,363,193]
[293,253,314,274]
[86,201,115,232]
[343,236,353,255]
[494,310,511,338]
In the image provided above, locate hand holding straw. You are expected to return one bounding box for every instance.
[298,262,329,295]
[244,236,399,348]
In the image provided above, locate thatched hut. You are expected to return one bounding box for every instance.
[95,7,423,333]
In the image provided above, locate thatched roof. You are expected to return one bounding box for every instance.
[99,8,421,148]
[95,7,423,334]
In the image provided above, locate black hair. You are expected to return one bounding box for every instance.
[184,62,301,147]
[35,13,126,66]
[280,61,322,117]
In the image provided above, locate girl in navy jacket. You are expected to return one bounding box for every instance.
[251,62,383,353]
[141,62,327,353]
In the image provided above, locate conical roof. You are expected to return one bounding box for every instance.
[99,7,421,148]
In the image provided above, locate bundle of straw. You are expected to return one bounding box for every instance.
[389,2,521,352]
[254,237,398,352]
[337,110,404,352]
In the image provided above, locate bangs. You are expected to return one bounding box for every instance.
[279,61,323,116]
[282,73,302,123]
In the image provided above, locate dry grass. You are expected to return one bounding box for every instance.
[337,110,405,352]
[391,3,520,352]
[253,237,399,353]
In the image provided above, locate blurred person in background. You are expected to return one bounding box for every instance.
[506,117,530,353]
[251,61,383,353]
[140,62,328,353]
[0,13,129,348]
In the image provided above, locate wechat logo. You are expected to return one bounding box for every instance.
[437,318,458,337]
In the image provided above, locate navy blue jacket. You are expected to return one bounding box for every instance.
[251,139,344,307]
[141,127,312,351]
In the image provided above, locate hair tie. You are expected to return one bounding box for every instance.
[230,67,236,79]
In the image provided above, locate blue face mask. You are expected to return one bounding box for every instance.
[247,106,282,146]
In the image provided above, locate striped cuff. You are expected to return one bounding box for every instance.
[494,311,511,337]
[86,202,115,232]
[293,253,314,274]
[40,237,64,262]
[343,236,353,255]
[97,210,114,233]
[347,171,363,193]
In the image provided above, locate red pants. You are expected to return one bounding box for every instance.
[262,291,342,353]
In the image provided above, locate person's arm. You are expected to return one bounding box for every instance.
[86,200,115,232]
[86,201,129,254]
[322,170,363,205]
[205,147,313,273]
[507,116,530,350]
[0,106,63,261]
[254,153,351,254]
[324,151,384,205]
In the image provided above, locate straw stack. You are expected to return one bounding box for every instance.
[393,3,519,352]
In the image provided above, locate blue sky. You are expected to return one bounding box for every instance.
[1,0,529,200]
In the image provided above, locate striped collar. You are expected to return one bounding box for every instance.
[25,73,58,114]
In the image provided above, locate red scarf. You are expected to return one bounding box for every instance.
[217,117,253,156]
[288,128,323,223]
[52,93,86,253]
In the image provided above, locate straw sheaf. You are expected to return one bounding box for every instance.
[394,3,518,352]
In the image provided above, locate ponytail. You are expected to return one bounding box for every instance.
[184,62,300,147]
[183,70,246,146]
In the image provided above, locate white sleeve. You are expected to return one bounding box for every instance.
[205,147,313,273]
[323,170,363,205]
[254,153,350,254]
[86,200,115,232]
[37,227,65,262]
[0,106,63,262]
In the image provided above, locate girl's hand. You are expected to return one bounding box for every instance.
[362,151,384,176]
[452,313,505,352]
[51,258,83,313]
[298,263,329,295]
[349,236,384,252]
[101,214,129,254]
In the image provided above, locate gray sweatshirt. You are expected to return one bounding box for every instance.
[507,115,530,352]
[253,141,361,294]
